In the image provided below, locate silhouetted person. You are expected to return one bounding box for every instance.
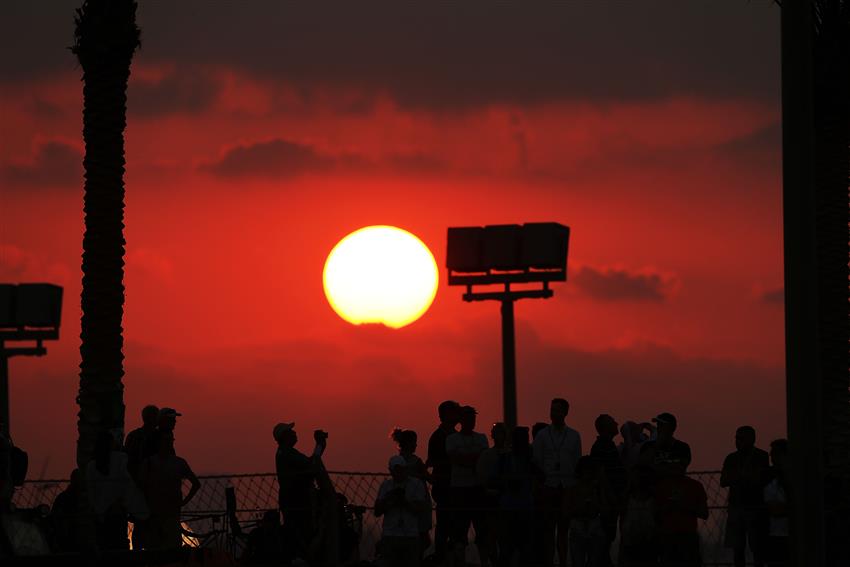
[245,510,286,564]
[157,408,180,437]
[0,418,11,511]
[721,425,769,567]
[533,398,582,567]
[274,421,326,559]
[653,457,707,567]
[639,413,691,478]
[141,407,181,460]
[50,469,82,552]
[86,430,142,551]
[426,399,459,562]
[375,455,428,567]
[496,426,536,567]
[619,464,658,567]
[619,421,656,470]
[392,428,432,554]
[446,405,489,566]
[477,422,507,567]
[591,413,626,566]
[125,405,159,481]
[564,456,613,567]
[763,439,788,567]
[140,429,200,550]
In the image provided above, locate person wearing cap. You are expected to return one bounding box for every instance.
[273,421,327,558]
[157,407,181,433]
[140,407,181,461]
[532,397,582,567]
[375,454,428,567]
[445,405,489,566]
[639,412,692,477]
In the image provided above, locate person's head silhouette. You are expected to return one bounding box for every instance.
[652,412,677,443]
[438,400,460,427]
[157,407,181,433]
[770,438,788,469]
[595,414,618,440]
[491,422,507,449]
[141,405,159,428]
[459,405,477,433]
[735,425,756,452]
[273,422,297,448]
[391,428,417,455]
[550,398,569,426]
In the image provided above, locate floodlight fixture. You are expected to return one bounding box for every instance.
[0,283,63,436]
[446,223,570,429]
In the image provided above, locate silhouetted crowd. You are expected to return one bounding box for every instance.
[0,400,790,567]
[22,405,201,554]
[267,398,789,567]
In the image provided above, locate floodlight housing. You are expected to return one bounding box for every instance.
[447,222,569,286]
[0,284,62,340]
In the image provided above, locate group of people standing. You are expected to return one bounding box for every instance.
[362,399,790,567]
[49,404,200,552]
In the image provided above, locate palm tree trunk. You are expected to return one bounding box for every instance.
[73,0,140,469]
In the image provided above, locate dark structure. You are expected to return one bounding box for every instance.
[781,1,850,565]
[446,223,569,429]
[0,284,62,437]
[71,0,140,468]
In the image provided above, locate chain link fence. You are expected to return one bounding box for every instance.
[10,470,738,564]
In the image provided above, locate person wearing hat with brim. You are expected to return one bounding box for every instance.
[375,454,428,567]
[273,421,327,560]
[638,413,692,477]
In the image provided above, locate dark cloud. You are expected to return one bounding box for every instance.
[5,1,780,109]
[571,266,673,302]
[129,68,221,117]
[202,139,335,179]
[203,139,455,179]
[716,121,781,167]
[761,287,784,304]
[1,141,81,189]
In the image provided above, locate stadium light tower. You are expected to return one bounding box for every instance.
[0,284,63,436]
[446,223,569,429]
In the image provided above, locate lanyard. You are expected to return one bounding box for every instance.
[548,427,568,456]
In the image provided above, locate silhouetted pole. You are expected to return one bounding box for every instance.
[0,346,8,437]
[501,298,517,429]
[447,223,569,429]
[781,0,825,565]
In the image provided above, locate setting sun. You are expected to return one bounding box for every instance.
[322,226,439,329]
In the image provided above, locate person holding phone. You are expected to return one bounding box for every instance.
[273,421,328,560]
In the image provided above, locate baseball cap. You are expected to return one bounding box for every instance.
[388,455,407,469]
[273,422,295,442]
[652,412,677,427]
[159,407,182,419]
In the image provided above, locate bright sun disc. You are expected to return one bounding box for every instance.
[323,226,439,329]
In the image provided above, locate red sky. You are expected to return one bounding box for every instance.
[1,1,785,478]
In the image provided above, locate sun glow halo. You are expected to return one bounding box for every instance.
[323,226,439,329]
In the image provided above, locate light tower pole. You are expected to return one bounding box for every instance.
[0,284,63,437]
[447,223,569,429]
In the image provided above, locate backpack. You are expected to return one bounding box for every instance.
[10,445,28,486]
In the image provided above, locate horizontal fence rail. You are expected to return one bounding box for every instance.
[8,470,744,565]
